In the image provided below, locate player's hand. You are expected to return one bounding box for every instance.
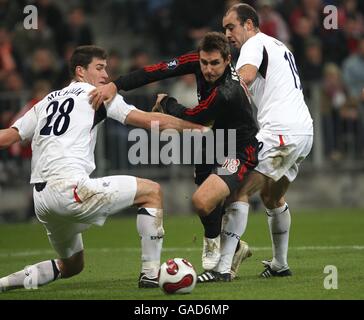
[89,82,117,110]
[152,93,168,113]
[156,93,168,103]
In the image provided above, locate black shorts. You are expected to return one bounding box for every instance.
[194,138,260,193]
[194,163,214,186]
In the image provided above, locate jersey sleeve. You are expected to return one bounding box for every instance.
[236,36,264,70]
[113,52,199,91]
[106,94,137,124]
[11,106,38,140]
[160,87,224,125]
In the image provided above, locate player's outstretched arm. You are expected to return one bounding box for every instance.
[125,109,207,132]
[0,128,21,149]
[89,52,199,110]
[158,89,223,126]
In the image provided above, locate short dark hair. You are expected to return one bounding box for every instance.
[198,32,230,61]
[226,3,260,28]
[69,45,107,77]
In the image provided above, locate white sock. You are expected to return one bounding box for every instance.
[267,203,291,269]
[137,208,164,278]
[0,260,60,291]
[215,201,249,273]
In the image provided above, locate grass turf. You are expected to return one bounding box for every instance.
[0,209,363,300]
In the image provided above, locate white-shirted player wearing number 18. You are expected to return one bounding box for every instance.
[0,46,206,292]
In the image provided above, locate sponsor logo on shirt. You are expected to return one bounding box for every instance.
[166,59,179,70]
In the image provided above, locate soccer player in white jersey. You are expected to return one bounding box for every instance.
[0,45,206,292]
[220,4,314,278]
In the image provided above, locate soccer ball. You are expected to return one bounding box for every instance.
[158,258,197,294]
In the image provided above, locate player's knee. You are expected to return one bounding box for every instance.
[59,256,84,278]
[62,262,84,278]
[260,191,282,209]
[260,191,273,208]
[192,194,212,217]
[137,179,162,206]
[147,180,162,202]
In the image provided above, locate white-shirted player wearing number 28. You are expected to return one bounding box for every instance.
[0,45,206,292]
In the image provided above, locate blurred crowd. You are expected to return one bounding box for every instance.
[1,0,364,190]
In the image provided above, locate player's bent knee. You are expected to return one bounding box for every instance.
[59,252,84,278]
[151,181,162,198]
[135,179,163,207]
[60,261,84,278]
[142,179,162,198]
[260,191,283,209]
[146,180,162,204]
[192,194,212,217]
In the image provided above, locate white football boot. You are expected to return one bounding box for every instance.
[202,235,221,270]
[230,240,252,279]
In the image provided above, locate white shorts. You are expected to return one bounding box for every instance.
[255,131,313,182]
[33,175,137,258]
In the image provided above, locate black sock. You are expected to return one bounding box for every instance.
[199,204,225,238]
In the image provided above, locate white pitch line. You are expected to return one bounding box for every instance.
[0,245,363,258]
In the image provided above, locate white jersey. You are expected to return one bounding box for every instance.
[12,81,136,183]
[236,32,313,135]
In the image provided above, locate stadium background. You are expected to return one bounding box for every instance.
[0,0,363,219]
[0,0,364,301]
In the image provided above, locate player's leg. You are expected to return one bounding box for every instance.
[258,134,313,278]
[208,140,261,280]
[192,174,230,274]
[214,170,266,279]
[0,234,84,292]
[197,140,261,282]
[195,164,223,238]
[48,232,85,279]
[192,174,230,217]
[57,251,84,278]
[0,259,62,292]
[199,203,225,270]
[133,178,164,288]
[70,175,163,287]
[194,164,225,271]
[0,180,89,293]
[260,176,292,277]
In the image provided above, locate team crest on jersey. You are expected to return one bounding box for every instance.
[166,59,179,70]
[222,158,241,174]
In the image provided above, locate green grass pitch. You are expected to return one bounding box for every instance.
[0,209,363,300]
